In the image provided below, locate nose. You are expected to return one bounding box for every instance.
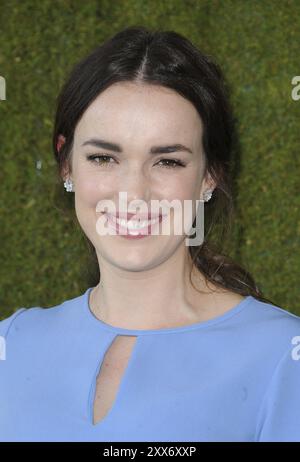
[118,164,151,204]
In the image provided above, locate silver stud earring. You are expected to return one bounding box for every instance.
[202,189,213,202]
[63,178,74,192]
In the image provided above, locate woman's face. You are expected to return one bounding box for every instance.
[68,81,214,271]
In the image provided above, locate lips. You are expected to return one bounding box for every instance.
[104,212,166,236]
[106,212,164,220]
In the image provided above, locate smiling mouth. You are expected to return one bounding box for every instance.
[104,213,167,236]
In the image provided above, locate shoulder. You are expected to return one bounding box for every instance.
[0,288,90,346]
[213,289,300,347]
[0,308,29,360]
[208,285,300,339]
[0,308,28,339]
[240,295,300,377]
[245,295,300,337]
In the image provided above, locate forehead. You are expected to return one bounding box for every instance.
[75,82,203,143]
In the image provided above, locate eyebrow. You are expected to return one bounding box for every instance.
[81,138,193,155]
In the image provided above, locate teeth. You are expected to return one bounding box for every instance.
[111,216,160,229]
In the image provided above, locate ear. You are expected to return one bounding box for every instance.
[57,134,66,153]
[200,170,217,198]
[61,161,72,183]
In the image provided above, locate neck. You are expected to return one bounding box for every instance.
[88,246,216,331]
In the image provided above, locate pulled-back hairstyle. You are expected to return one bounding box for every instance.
[53,25,274,305]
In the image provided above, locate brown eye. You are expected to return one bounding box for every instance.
[156,159,185,168]
[87,154,116,165]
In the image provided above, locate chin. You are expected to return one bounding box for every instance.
[94,242,170,272]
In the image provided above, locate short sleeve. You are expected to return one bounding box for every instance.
[0,309,27,360]
[255,337,300,442]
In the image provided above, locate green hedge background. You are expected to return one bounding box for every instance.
[0,0,299,319]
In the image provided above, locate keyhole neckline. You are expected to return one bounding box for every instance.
[84,287,253,336]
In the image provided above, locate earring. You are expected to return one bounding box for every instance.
[202,189,213,202]
[63,178,74,192]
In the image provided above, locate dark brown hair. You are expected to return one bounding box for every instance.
[52,25,275,306]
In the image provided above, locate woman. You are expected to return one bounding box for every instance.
[1,26,299,442]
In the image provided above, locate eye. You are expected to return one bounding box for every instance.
[156,159,186,169]
[86,154,186,169]
[87,154,116,166]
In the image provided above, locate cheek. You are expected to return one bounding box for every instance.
[158,179,200,230]
[75,172,113,206]
[162,175,199,202]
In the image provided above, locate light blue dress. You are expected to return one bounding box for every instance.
[0,287,300,442]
